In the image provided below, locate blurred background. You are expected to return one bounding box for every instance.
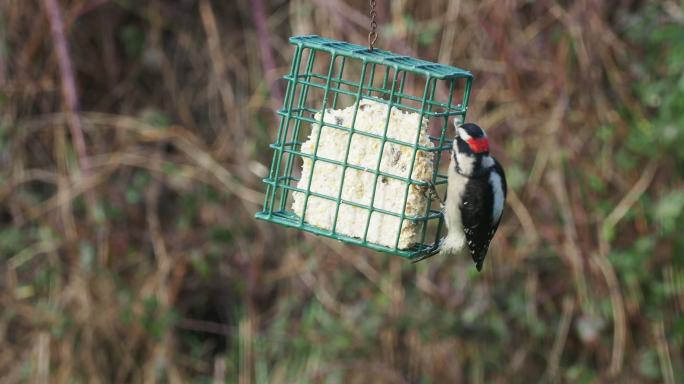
[1,0,683,382]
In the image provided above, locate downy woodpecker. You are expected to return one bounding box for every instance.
[441,122,507,271]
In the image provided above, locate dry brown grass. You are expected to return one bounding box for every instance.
[1,0,683,382]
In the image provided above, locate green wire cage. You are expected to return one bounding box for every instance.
[255,35,473,259]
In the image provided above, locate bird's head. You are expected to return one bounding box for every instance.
[455,122,489,156]
[452,122,494,176]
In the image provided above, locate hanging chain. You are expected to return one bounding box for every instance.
[368,0,378,51]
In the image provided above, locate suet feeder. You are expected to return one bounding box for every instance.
[255,35,473,259]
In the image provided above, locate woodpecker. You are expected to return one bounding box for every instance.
[439,122,507,271]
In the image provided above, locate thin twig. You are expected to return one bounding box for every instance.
[179,319,234,336]
[545,98,590,311]
[43,0,90,177]
[0,20,6,87]
[593,253,626,377]
[544,296,574,382]
[593,160,657,377]
[506,187,540,253]
[17,112,265,205]
[603,160,658,232]
[199,0,242,158]
[438,0,461,64]
[653,318,676,384]
[250,0,283,106]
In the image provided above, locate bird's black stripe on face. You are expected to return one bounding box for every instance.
[456,137,473,154]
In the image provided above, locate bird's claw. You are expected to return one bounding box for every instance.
[427,181,444,205]
[411,246,441,264]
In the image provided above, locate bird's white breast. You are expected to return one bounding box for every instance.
[446,155,470,216]
[441,155,470,253]
[455,152,476,175]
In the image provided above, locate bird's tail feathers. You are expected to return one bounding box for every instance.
[439,231,465,256]
[411,231,465,264]
[475,258,484,271]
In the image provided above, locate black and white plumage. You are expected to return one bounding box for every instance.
[440,122,507,271]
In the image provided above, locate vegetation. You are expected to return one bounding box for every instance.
[1,0,683,382]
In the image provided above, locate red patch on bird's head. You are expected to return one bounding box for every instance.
[467,137,489,153]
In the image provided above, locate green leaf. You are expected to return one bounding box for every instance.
[638,350,661,380]
[119,25,146,58]
[654,190,684,234]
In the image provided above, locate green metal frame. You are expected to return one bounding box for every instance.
[254,35,473,259]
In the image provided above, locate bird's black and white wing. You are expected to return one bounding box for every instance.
[461,160,507,271]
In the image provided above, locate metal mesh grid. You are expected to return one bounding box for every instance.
[254,35,473,259]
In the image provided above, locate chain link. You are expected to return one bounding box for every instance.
[368,0,378,51]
